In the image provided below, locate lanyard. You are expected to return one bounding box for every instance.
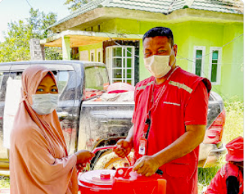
[144,84,168,139]
[144,67,179,139]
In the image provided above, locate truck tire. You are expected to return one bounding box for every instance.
[93,150,133,170]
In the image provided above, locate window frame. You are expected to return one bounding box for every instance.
[97,48,102,62]
[90,49,95,62]
[193,46,206,77]
[209,47,222,85]
[106,45,135,85]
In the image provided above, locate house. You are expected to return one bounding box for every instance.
[41,0,244,100]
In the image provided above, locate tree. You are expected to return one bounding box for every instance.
[64,0,92,12]
[0,8,62,62]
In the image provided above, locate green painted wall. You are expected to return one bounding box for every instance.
[106,19,243,100]
[221,24,243,100]
[172,22,191,71]
[76,18,243,100]
[186,21,224,98]
[79,42,103,61]
[62,36,71,60]
[100,19,117,33]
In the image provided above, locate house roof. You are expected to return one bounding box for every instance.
[49,0,243,29]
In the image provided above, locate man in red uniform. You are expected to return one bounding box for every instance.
[204,136,243,194]
[114,27,211,194]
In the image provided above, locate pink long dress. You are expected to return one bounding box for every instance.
[10,66,78,194]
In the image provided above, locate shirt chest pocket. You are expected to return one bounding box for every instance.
[153,100,182,125]
[161,87,182,109]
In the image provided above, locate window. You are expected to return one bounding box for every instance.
[0,73,14,101]
[106,46,135,85]
[57,71,69,93]
[193,46,205,77]
[97,48,102,62]
[90,50,95,62]
[209,47,222,84]
[84,65,109,99]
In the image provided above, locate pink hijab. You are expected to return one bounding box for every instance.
[10,66,78,194]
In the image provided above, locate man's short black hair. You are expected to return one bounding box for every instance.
[143,27,174,46]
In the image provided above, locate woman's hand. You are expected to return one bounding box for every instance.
[75,150,95,171]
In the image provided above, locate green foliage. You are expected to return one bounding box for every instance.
[198,97,243,193]
[198,166,221,187]
[223,97,244,143]
[0,176,10,188]
[0,8,62,62]
[64,0,92,12]
[45,47,63,60]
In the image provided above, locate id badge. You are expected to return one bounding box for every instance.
[138,137,147,156]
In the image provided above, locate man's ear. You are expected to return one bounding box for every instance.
[173,44,177,57]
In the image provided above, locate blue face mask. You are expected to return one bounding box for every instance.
[31,94,59,115]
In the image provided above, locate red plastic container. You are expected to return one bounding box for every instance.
[113,168,166,194]
[78,168,166,194]
[78,170,115,194]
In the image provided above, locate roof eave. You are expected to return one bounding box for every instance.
[40,30,142,47]
[49,7,244,33]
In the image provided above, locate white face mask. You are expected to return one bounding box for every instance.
[31,94,59,115]
[144,55,171,78]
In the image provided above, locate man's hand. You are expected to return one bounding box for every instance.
[113,139,132,158]
[133,155,160,177]
[75,150,95,171]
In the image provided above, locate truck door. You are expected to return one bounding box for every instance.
[55,69,77,154]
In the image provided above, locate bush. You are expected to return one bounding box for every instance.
[223,97,244,143]
[198,97,243,193]
[0,176,10,188]
[198,166,221,189]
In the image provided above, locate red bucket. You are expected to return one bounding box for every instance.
[78,168,166,194]
[78,170,115,194]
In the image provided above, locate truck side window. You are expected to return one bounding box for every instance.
[84,66,109,99]
[1,72,22,102]
[15,72,22,80]
[57,71,69,94]
[0,72,15,102]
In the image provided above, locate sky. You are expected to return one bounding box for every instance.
[0,0,244,43]
[0,0,71,42]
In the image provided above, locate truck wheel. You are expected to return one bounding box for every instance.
[93,150,133,170]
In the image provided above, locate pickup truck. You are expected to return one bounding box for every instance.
[0,60,226,174]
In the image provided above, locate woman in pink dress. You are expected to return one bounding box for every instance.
[10,66,94,194]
